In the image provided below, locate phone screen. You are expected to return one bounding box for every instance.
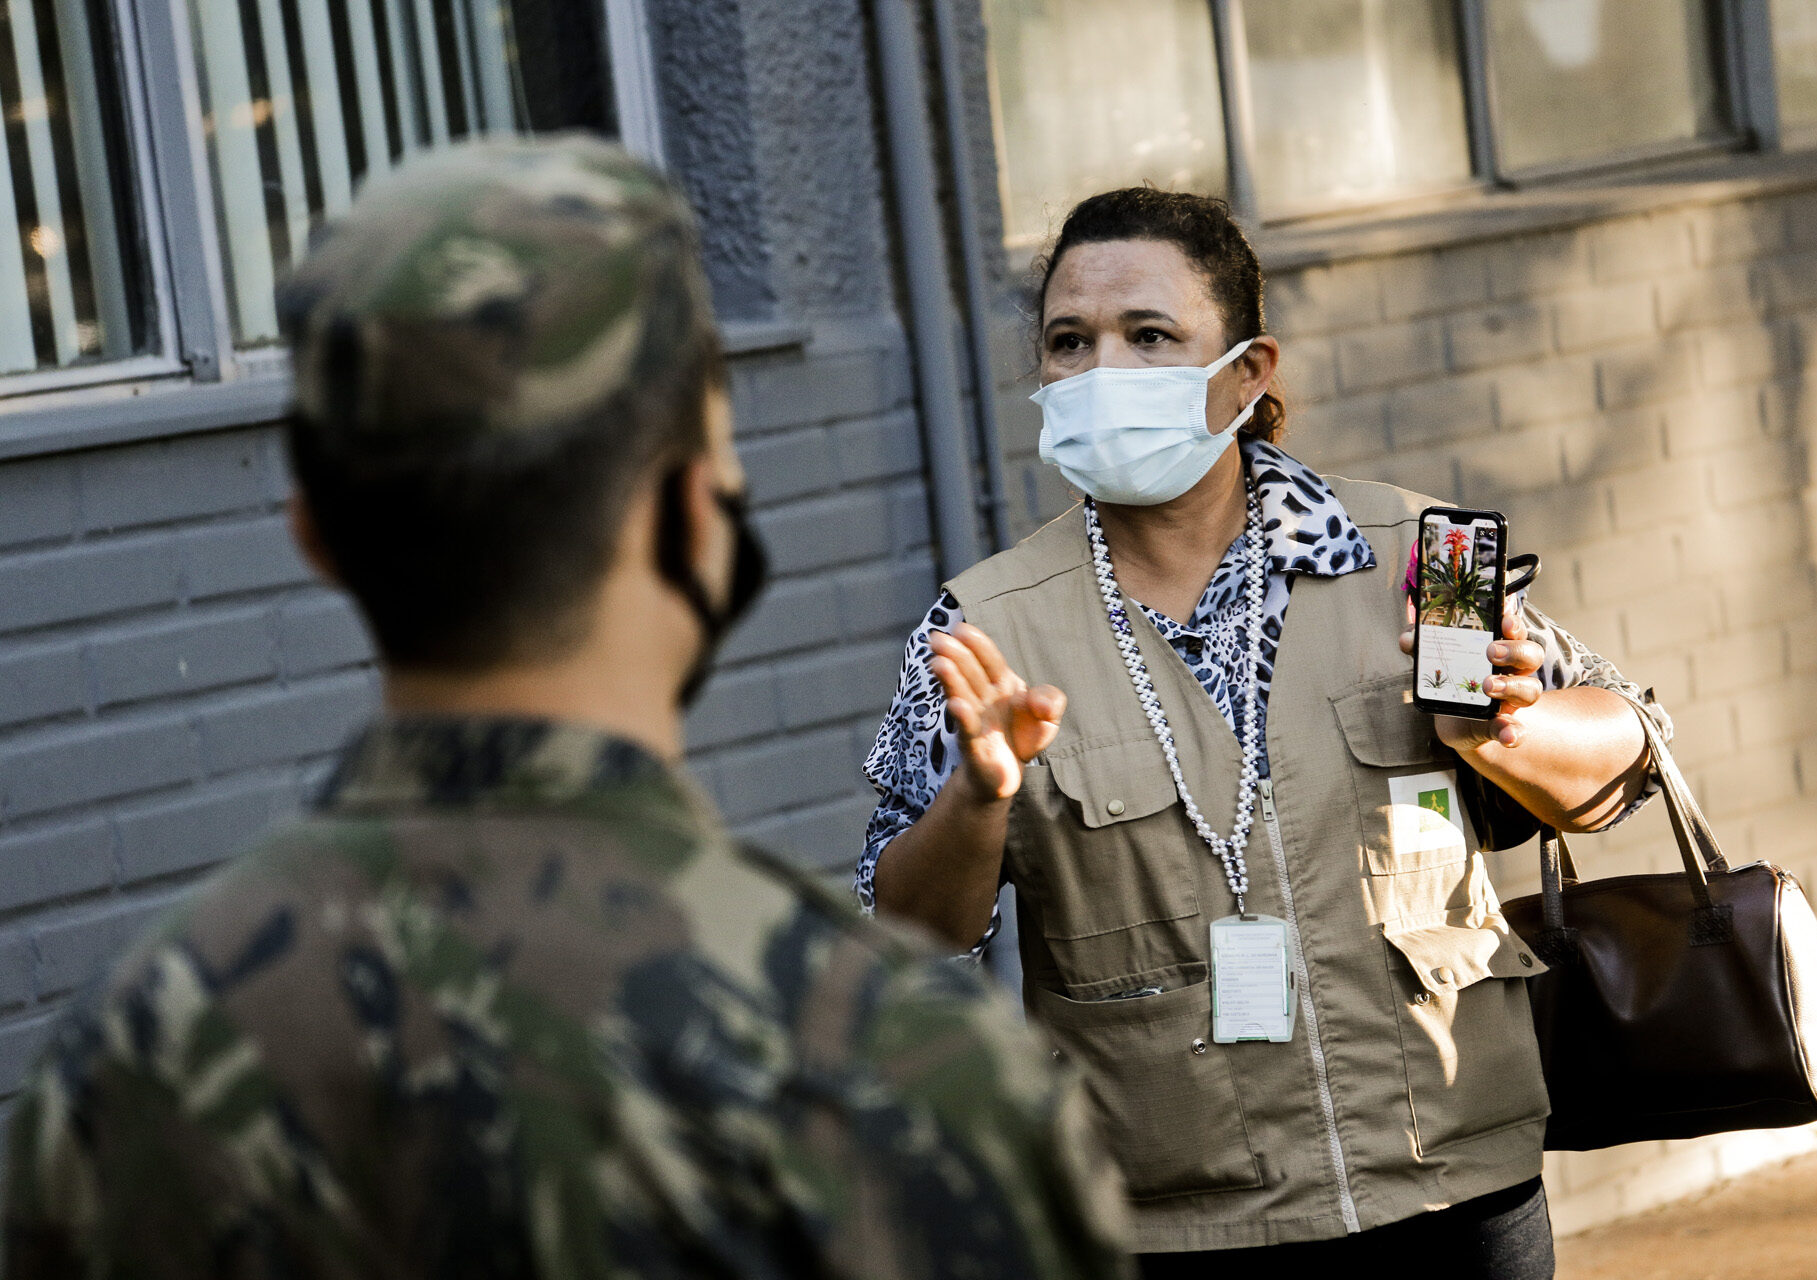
[1413,507,1506,718]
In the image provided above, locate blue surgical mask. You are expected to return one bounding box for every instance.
[1032,339,1262,506]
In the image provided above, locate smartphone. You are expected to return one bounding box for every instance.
[1411,506,1507,720]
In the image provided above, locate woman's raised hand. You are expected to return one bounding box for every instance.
[927,623,1067,801]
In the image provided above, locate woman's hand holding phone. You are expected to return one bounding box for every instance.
[1399,599,1547,749]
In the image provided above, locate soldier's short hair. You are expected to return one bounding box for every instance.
[279,134,722,671]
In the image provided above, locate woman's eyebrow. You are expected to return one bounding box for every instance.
[1042,307,1178,336]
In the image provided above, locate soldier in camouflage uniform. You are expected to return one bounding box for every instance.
[1,135,1129,1279]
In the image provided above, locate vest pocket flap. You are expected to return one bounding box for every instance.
[1384,915,1548,996]
[1046,739,1180,829]
[1333,674,1442,768]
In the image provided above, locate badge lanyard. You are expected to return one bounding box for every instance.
[1085,484,1298,1044]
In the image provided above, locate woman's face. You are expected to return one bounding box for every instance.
[1039,237,1275,435]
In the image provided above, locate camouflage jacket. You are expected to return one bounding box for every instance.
[2,718,1128,1279]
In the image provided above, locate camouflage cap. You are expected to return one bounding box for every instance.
[279,133,716,454]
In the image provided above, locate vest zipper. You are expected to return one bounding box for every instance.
[1258,777,1361,1234]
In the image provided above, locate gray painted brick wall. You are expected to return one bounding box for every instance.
[690,323,934,873]
[0,0,940,1135]
[988,175,1817,1230]
[0,429,380,1127]
[0,318,937,1132]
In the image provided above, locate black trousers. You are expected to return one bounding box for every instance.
[1137,1177,1554,1280]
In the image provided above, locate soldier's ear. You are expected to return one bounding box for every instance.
[667,451,734,598]
[288,494,343,586]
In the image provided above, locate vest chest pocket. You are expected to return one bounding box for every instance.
[1333,675,1484,922]
[1382,913,1551,1154]
[1010,739,1202,993]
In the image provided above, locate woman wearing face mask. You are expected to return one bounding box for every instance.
[855,189,1665,1278]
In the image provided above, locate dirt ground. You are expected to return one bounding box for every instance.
[1556,1153,1817,1280]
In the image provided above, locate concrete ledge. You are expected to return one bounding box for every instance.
[722,318,813,355]
[0,318,816,464]
[0,377,292,464]
[1257,149,1817,271]
[995,149,1817,287]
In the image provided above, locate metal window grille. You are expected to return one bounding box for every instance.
[189,0,617,345]
[0,0,151,377]
[0,0,657,408]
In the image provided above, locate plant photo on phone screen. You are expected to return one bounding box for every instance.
[1418,520,1496,631]
[1416,510,1503,710]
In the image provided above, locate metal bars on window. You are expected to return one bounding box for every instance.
[1455,0,1500,185]
[191,0,531,344]
[3,0,652,408]
[0,0,150,377]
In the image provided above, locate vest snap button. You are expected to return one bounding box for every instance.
[1413,991,1432,1005]
[1106,798,1126,816]
[1432,966,1455,986]
[1519,952,1533,967]
[1191,1038,1208,1054]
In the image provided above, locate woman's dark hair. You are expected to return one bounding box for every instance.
[1033,187,1285,442]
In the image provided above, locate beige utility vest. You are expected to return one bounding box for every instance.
[948,476,1550,1253]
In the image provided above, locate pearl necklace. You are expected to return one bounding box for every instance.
[1084,482,1267,914]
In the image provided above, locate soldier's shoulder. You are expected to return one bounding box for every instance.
[48,812,403,1096]
[715,842,1130,1274]
[118,812,380,963]
[729,838,963,975]
[726,838,1035,1062]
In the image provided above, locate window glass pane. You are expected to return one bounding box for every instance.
[1772,0,1817,132]
[190,0,617,347]
[0,0,155,378]
[982,0,1225,250]
[1245,0,1473,217]
[1486,0,1728,172]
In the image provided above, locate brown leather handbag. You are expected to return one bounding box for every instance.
[1501,699,1817,1151]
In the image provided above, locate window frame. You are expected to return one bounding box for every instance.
[1186,0,1786,225]
[0,0,662,454]
[1211,0,1491,223]
[1474,0,1753,184]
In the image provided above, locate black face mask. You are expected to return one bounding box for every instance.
[656,470,769,707]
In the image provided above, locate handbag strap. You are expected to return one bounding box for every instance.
[1618,689,1729,883]
[1535,690,1728,918]
[1538,826,1579,932]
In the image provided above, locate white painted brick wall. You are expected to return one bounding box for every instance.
[1279,189,1817,1232]
[992,178,1817,1234]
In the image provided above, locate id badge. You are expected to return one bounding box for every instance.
[1211,914,1298,1044]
